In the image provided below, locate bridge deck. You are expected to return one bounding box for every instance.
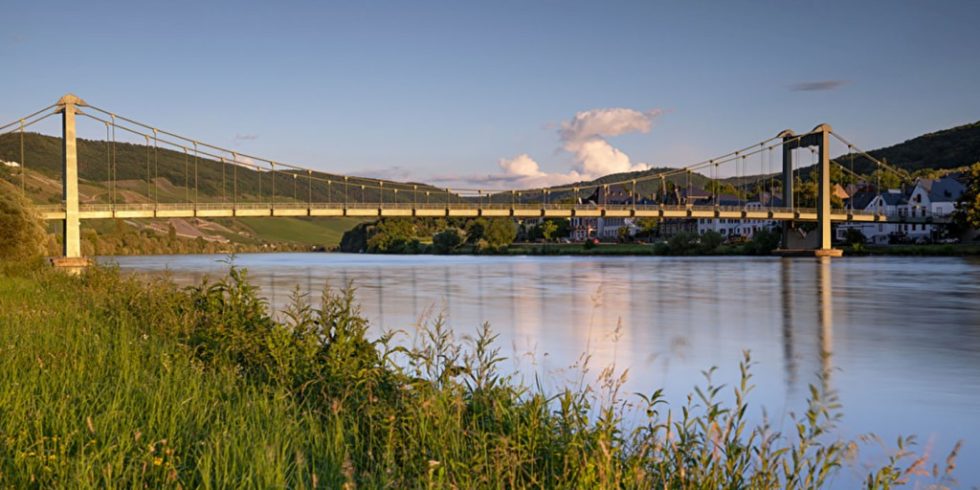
[33,203,943,224]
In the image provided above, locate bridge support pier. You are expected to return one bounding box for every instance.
[779,130,796,251]
[52,94,91,269]
[777,124,840,257]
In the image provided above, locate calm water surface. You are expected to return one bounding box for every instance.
[104,253,980,485]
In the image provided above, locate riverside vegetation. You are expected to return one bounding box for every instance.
[339,216,785,256]
[0,184,964,488]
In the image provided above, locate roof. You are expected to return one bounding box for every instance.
[847,189,907,209]
[927,177,965,203]
[846,190,878,210]
[880,190,906,206]
[581,184,645,205]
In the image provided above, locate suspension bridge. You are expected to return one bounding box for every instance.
[1,94,931,265]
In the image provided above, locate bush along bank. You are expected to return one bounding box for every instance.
[339,218,786,256]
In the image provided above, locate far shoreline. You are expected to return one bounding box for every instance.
[92,242,980,259]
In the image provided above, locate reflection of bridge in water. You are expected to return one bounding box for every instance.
[780,257,835,392]
[2,94,940,264]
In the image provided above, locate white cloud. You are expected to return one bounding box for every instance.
[448,107,662,189]
[559,107,658,143]
[495,154,583,188]
[499,154,545,178]
[559,108,660,178]
[429,155,581,189]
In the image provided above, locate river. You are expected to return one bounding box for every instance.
[104,253,980,485]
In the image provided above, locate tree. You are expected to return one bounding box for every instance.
[537,220,558,241]
[953,162,980,229]
[366,219,416,253]
[699,230,723,253]
[843,227,867,246]
[465,218,488,244]
[634,217,659,239]
[667,232,698,255]
[484,219,517,249]
[617,226,631,242]
[529,218,568,242]
[432,228,463,254]
[745,227,781,255]
[0,180,47,263]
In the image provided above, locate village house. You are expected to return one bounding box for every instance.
[695,193,778,239]
[837,175,965,243]
[569,184,657,240]
[898,176,965,240]
[837,189,905,244]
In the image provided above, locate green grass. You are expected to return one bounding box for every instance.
[0,268,337,487]
[846,243,980,256]
[236,217,365,248]
[0,263,960,488]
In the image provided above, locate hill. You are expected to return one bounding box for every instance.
[0,133,376,251]
[0,132,451,205]
[846,120,980,173]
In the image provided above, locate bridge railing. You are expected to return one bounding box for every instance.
[32,202,917,222]
[33,202,823,214]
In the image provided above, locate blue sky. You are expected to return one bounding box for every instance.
[2,1,979,187]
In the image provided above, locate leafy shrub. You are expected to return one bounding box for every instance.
[0,179,47,264]
[745,227,781,255]
[432,228,463,254]
[699,230,723,253]
[483,219,517,249]
[844,227,867,245]
[667,232,699,255]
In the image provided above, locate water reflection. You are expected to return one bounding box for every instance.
[105,253,980,485]
[781,259,797,389]
[819,257,834,391]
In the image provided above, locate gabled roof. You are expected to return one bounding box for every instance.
[581,184,651,205]
[846,190,877,210]
[928,177,965,203]
[847,189,906,209]
[880,190,906,206]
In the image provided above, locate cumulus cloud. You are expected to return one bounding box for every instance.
[495,154,583,188]
[435,107,663,189]
[559,107,658,142]
[788,80,848,92]
[429,155,581,189]
[498,153,545,178]
[559,108,660,178]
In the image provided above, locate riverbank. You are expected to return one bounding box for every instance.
[845,243,980,256]
[462,241,980,256]
[0,260,958,488]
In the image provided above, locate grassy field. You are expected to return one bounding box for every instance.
[236,217,365,248]
[0,260,958,488]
